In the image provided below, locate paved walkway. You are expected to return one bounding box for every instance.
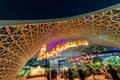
[16,75,112,80]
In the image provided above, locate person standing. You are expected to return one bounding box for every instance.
[64,71,69,80]
[46,71,50,80]
[54,69,57,80]
[51,70,55,80]
[77,69,85,80]
[107,65,120,80]
[68,68,74,80]
[88,66,95,80]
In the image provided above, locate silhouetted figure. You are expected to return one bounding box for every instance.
[77,69,85,80]
[64,71,69,80]
[46,71,50,80]
[51,70,55,80]
[88,66,95,80]
[107,65,120,80]
[51,69,57,80]
[54,69,57,80]
[68,69,74,80]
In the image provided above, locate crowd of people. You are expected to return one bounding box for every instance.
[63,68,85,80]
[45,65,120,80]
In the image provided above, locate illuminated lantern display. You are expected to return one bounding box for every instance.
[38,44,47,59]
[61,44,65,51]
[83,40,89,46]
[41,44,47,52]
[45,52,50,59]
[37,40,89,61]
[42,55,46,59]
[49,53,54,58]
[51,48,57,54]
[56,44,61,52]
[73,41,78,47]
[30,66,45,77]
[65,42,71,48]
[38,57,43,61]
[77,40,82,46]
[56,53,60,57]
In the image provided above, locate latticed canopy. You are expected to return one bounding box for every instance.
[0,8,120,80]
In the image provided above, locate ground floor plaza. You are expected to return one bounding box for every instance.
[16,75,115,80]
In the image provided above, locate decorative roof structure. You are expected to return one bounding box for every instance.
[0,5,120,80]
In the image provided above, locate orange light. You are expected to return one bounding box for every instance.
[84,40,89,45]
[56,44,61,52]
[77,40,82,46]
[41,44,47,52]
[61,44,65,51]
[52,48,57,53]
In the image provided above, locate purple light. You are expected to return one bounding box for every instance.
[46,39,66,51]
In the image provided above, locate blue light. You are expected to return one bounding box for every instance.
[113,47,118,50]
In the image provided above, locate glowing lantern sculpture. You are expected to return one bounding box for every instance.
[46,52,50,59]
[65,42,71,48]
[77,40,82,46]
[61,44,65,51]
[41,44,47,52]
[37,40,89,61]
[84,40,89,45]
[52,48,57,54]
[56,44,61,52]
[30,66,45,76]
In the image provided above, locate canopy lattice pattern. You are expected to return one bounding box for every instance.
[0,8,120,80]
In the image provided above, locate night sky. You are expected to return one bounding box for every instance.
[0,0,120,20]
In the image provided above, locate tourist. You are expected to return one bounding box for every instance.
[77,69,85,80]
[64,71,69,80]
[107,65,120,80]
[54,69,57,80]
[88,66,95,80]
[51,70,55,80]
[46,71,50,80]
[68,68,74,80]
